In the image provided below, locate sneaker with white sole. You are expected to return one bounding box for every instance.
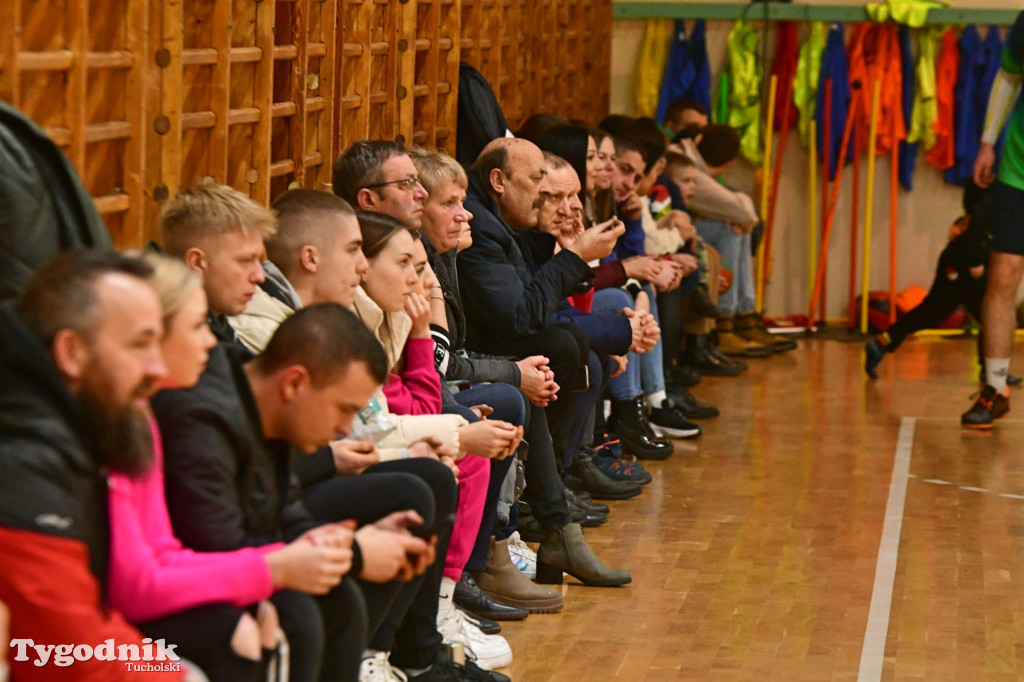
[507,532,536,580]
[360,651,408,682]
[437,606,513,670]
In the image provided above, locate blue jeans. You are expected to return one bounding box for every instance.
[695,219,755,316]
[591,286,666,401]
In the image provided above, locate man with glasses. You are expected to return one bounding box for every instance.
[332,140,430,228]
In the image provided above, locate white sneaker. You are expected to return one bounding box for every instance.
[359,651,408,682]
[437,606,513,670]
[507,531,537,580]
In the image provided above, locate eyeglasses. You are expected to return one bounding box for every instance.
[363,176,423,192]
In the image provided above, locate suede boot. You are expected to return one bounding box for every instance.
[536,522,632,587]
[715,317,771,358]
[472,537,563,613]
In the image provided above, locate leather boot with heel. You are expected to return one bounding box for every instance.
[536,522,631,587]
[472,537,563,613]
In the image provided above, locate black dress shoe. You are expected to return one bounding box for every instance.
[455,605,502,635]
[569,496,608,527]
[688,345,746,376]
[610,398,675,460]
[453,571,528,621]
[515,503,544,542]
[563,450,642,500]
[564,485,610,515]
[669,386,719,419]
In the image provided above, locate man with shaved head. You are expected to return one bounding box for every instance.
[457,137,643,513]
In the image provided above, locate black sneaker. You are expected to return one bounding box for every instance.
[961,385,1010,429]
[406,656,510,682]
[592,448,653,485]
[648,400,702,439]
[864,338,885,379]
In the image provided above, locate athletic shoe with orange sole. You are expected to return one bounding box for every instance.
[961,385,1010,429]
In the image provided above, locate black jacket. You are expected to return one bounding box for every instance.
[457,171,592,354]
[0,102,112,301]
[424,237,521,387]
[152,344,320,552]
[0,303,111,586]
[456,63,509,167]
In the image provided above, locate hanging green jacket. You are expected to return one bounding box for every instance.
[866,0,948,28]
[908,27,943,149]
[635,19,674,117]
[727,21,764,163]
[793,22,827,147]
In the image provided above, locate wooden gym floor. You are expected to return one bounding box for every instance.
[500,335,1024,681]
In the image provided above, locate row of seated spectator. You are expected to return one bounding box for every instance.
[0,97,790,682]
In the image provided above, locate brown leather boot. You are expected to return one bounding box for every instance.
[736,312,798,352]
[716,317,771,358]
[472,537,563,613]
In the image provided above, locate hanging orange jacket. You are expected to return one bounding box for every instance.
[925,27,959,169]
[846,22,907,155]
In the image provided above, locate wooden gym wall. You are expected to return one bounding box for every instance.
[0,0,611,248]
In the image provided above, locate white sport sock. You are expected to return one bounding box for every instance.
[436,576,456,626]
[986,357,1010,393]
[646,390,668,408]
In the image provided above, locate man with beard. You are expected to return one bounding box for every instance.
[0,250,185,681]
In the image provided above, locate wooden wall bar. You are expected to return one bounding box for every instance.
[0,0,611,247]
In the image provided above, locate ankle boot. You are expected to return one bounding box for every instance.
[688,283,721,319]
[683,333,746,376]
[715,317,772,358]
[536,522,632,587]
[473,537,563,613]
[563,449,642,500]
[609,398,674,460]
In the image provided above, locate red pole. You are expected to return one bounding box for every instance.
[763,92,794,288]
[848,124,861,328]
[819,79,833,325]
[809,88,860,323]
[889,142,899,323]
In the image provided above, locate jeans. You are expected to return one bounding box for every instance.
[592,286,665,401]
[695,219,755,316]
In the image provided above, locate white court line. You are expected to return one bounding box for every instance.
[857,417,916,682]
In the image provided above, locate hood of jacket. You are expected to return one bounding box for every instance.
[0,302,111,585]
[352,286,412,374]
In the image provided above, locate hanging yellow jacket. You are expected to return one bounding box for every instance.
[635,19,674,117]
[847,22,907,155]
[793,22,827,147]
[727,21,763,163]
[908,27,943,150]
[866,0,948,28]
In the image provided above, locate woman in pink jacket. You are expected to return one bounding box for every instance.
[108,253,351,680]
[351,211,522,671]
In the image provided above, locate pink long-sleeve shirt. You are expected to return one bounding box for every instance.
[381,337,443,416]
[107,416,283,623]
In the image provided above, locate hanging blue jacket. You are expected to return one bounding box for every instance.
[815,24,853,180]
[946,26,982,185]
[656,19,712,123]
[898,25,918,190]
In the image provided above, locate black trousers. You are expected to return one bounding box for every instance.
[884,272,985,363]
[301,459,457,667]
[494,322,589,462]
[138,604,262,682]
[274,580,367,682]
